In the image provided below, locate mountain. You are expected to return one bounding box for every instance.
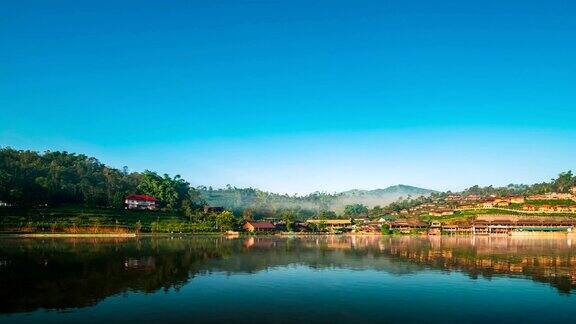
[334,185,436,211]
[200,185,436,213]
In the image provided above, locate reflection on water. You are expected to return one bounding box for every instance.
[1,235,576,318]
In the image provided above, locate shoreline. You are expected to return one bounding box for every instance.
[1,232,573,238]
[1,233,137,238]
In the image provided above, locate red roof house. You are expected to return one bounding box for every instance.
[243,221,276,232]
[125,194,157,210]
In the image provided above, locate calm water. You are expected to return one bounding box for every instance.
[2,235,576,323]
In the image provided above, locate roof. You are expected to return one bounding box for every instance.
[306,219,352,225]
[126,194,156,202]
[245,221,275,229]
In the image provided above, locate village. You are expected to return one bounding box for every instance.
[122,185,576,236]
[236,185,576,236]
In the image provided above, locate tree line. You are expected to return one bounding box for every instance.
[1,147,573,223]
[0,148,202,210]
[458,171,576,197]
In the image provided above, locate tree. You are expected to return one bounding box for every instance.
[138,171,192,210]
[553,171,574,193]
[344,204,368,217]
[242,208,254,221]
[318,210,336,219]
[216,211,236,232]
[281,210,296,231]
[381,223,390,235]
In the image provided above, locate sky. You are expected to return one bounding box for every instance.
[1,0,575,194]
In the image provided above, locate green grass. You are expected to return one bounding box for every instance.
[524,199,576,206]
[0,205,218,233]
[419,208,576,223]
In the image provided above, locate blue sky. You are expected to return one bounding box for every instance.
[1,0,575,194]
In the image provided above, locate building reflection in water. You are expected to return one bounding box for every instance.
[2,234,576,314]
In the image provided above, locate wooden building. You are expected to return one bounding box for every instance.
[306,219,353,231]
[243,221,276,232]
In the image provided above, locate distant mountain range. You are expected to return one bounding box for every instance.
[200,184,436,213]
[336,185,437,209]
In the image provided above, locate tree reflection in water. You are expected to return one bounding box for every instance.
[1,235,576,313]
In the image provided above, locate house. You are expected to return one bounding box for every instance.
[496,200,511,207]
[203,206,225,214]
[555,206,572,212]
[464,195,482,202]
[538,205,555,212]
[428,221,442,235]
[528,193,574,200]
[243,221,276,232]
[522,204,537,211]
[306,219,353,231]
[481,199,496,208]
[446,194,462,201]
[388,220,428,233]
[509,196,525,204]
[125,194,156,210]
[357,222,383,233]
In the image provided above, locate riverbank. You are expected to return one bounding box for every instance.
[2,233,137,238]
[0,205,224,234]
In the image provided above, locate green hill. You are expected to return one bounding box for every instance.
[200,184,436,213]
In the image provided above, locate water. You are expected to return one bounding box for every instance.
[1,235,576,323]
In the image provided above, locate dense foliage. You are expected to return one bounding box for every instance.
[1,147,574,232]
[459,171,576,196]
[0,148,202,210]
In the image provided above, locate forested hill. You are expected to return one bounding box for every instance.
[0,148,434,213]
[199,184,436,213]
[338,185,436,209]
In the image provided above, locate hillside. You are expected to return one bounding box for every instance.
[336,185,437,210]
[199,184,436,213]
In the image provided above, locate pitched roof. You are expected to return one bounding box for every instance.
[306,219,352,225]
[126,194,156,202]
[245,221,275,229]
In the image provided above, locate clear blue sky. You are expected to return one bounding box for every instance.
[1,0,575,194]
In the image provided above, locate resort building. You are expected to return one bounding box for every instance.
[388,220,428,233]
[509,196,525,204]
[0,201,12,207]
[480,198,496,208]
[243,221,276,232]
[125,194,156,210]
[441,223,472,234]
[306,219,353,231]
[357,222,383,233]
[496,200,511,207]
[470,217,576,234]
[528,193,574,200]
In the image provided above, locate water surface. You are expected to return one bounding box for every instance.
[1,235,576,323]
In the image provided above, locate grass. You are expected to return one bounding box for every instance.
[419,208,576,223]
[0,205,217,233]
[524,199,576,206]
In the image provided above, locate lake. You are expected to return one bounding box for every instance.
[1,235,576,323]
